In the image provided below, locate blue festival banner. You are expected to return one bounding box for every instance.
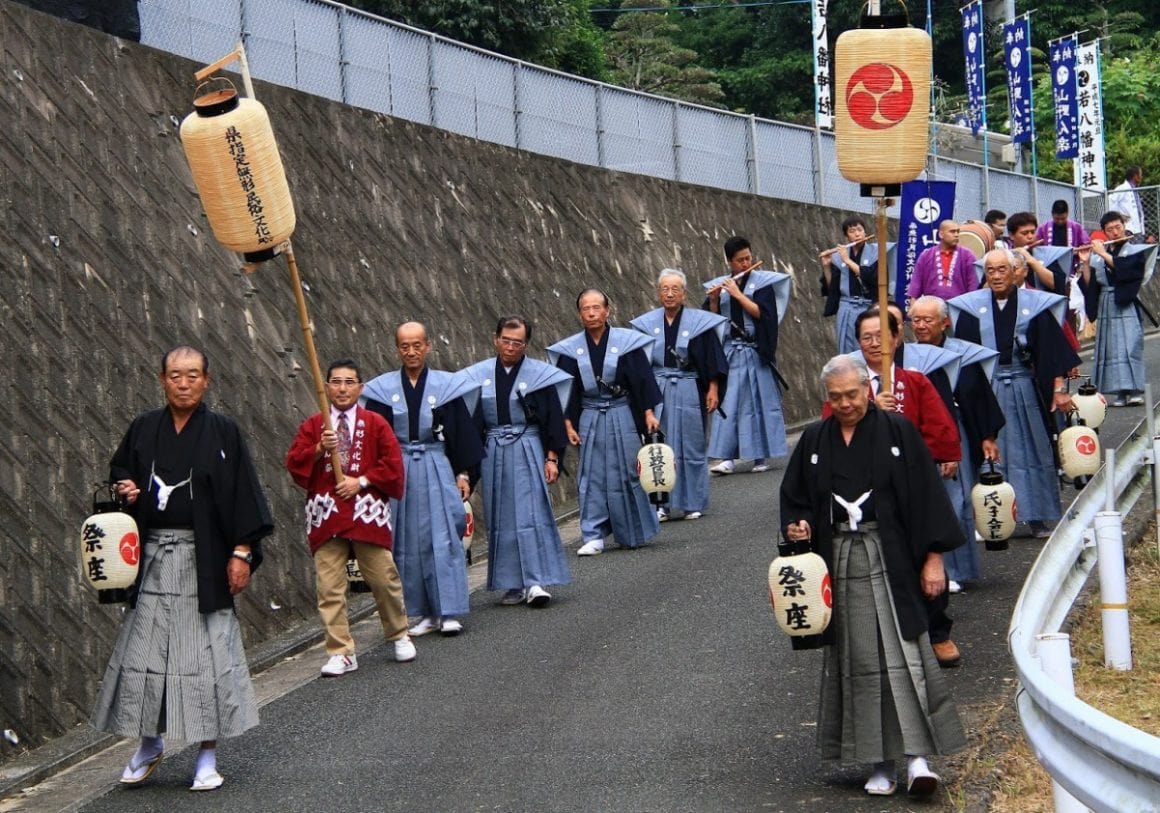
[960,1,986,136]
[896,180,957,305]
[1050,35,1079,159]
[1003,17,1033,143]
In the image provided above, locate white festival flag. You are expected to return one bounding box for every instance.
[1073,41,1106,192]
[812,0,833,129]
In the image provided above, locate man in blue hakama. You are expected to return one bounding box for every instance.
[1079,211,1154,407]
[910,295,1005,590]
[461,316,573,607]
[363,322,484,637]
[630,269,728,521]
[704,236,791,474]
[550,289,662,556]
[821,217,880,354]
[949,250,1079,538]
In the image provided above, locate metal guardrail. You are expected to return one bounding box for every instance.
[1008,410,1160,812]
[138,0,1085,223]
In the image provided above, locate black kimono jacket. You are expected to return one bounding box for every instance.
[779,406,966,643]
[109,403,274,613]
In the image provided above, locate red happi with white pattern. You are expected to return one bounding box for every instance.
[286,406,405,553]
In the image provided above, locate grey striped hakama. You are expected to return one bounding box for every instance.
[91,529,259,742]
[818,527,966,762]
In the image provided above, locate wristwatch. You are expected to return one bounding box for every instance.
[231,550,253,564]
[358,476,369,490]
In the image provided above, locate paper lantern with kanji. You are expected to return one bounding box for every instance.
[768,551,832,638]
[636,431,676,505]
[346,556,371,593]
[179,80,296,261]
[80,490,140,604]
[834,10,932,185]
[971,462,1017,550]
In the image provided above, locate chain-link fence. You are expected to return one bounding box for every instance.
[141,0,1089,224]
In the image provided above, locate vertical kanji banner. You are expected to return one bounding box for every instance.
[960,1,986,136]
[1003,17,1033,144]
[1050,35,1079,159]
[1074,41,1106,192]
[812,0,832,129]
[896,180,957,305]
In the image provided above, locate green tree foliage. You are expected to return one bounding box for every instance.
[345,0,606,78]
[604,0,724,104]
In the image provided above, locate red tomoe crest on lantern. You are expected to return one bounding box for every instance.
[119,532,140,567]
[845,63,914,130]
[1075,435,1097,456]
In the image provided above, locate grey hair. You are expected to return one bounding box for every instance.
[820,353,870,390]
[983,247,1018,270]
[909,294,949,320]
[656,268,687,288]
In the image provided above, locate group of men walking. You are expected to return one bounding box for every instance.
[85,209,1149,801]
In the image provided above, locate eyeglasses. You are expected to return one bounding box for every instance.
[658,286,685,294]
[327,378,360,387]
[858,334,883,345]
[497,338,526,347]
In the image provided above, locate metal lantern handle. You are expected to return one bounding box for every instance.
[859,0,910,24]
[644,430,666,446]
[193,75,238,102]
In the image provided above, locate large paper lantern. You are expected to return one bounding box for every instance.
[972,462,1017,550]
[768,549,832,638]
[1059,418,1101,483]
[834,6,932,187]
[80,487,140,604]
[1071,378,1107,430]
[179,80,296,261]
[636,431,676,505]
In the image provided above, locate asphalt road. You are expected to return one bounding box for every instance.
[10,338,1158,813]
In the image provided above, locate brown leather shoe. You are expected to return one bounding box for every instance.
[932,639,961,668]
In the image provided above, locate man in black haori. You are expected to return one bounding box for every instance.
[780,354,966,798]
[92,346,273,792]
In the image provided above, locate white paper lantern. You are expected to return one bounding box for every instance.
[768,552,832,637]
[462,500,474,555]
[636,432,677,505]
[1059,421,1101,481]
[971,463,1017,550]
[346,556,371,593]
[80,496,140,604]
[1071,379,1107,430]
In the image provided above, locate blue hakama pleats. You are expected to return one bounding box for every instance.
[708,343,788,461]
[992,368,1061,523]
[656,371,710,513]
[577,398,659,547]
[1093,290,1145,394]
[943,428,982,583]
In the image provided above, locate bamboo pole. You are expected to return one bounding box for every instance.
[876,197,892,395]
[284,241,344,486]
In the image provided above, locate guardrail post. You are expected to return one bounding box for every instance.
[672,101,682,184]
[1036,636,1089,812]
[747,114,760,196]
[1095,445,1132,671]
[1035,634,1089,813]
[1147,383,1160,559]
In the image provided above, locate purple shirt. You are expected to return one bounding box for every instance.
[1035,219,1089,248]
[906,245,979,301]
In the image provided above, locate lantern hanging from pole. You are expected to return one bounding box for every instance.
[834,1,932,191]
[1071,378,1107,430]
[462,500,475,563]
[1059,414,1101,484]
[971,461,1017,550]
[636,431,676,505]
[80,485,140,604]
[179,78,296,262]
[768,539,832,639]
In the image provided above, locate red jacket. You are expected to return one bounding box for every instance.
[286,406,405,553]
[822,367,961,463]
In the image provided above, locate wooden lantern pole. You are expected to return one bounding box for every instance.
[875,196,892,396]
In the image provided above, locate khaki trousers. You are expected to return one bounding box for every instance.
[315,537,409,655]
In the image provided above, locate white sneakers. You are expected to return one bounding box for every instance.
[500,589,526,605]
[320,653,358,677]
[394,636,417,662]
[408,617,440,636]
[440,619,463,635]
[948,580,963,594]
[750,459,771,473]
[657,507,669,522]
[577,538,604,556]
[684,511,703,520]
[709,459,735,475]
[526,585,551,607]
